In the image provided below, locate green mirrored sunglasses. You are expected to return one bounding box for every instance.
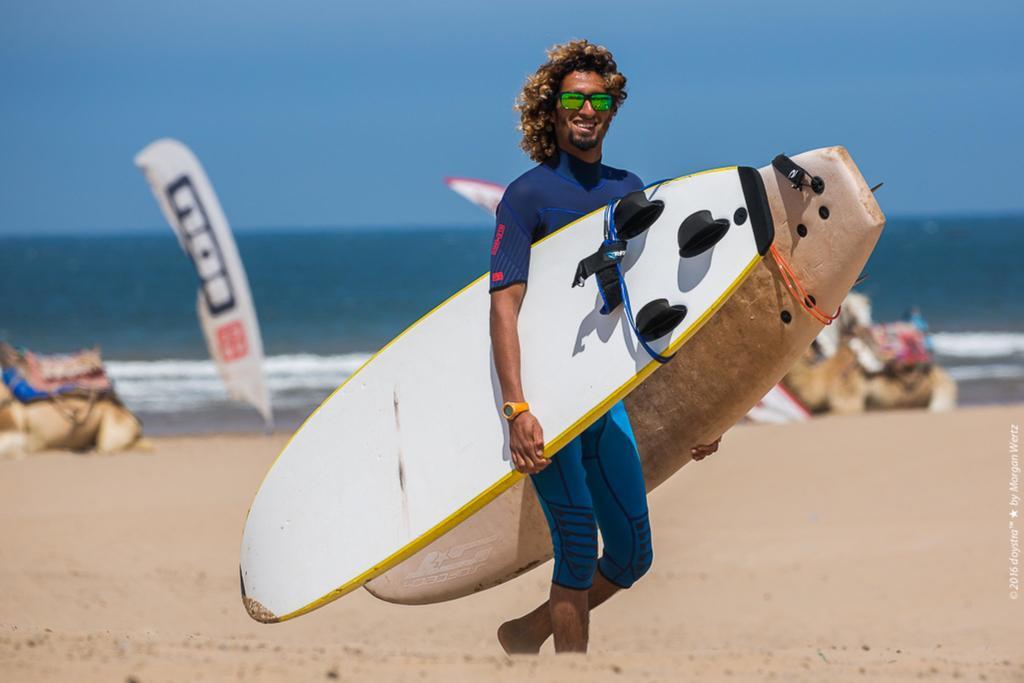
[558,91,614,112]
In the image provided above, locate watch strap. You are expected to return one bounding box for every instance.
[502,401,530,421]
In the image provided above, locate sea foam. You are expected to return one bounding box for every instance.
[931,332,1024,359]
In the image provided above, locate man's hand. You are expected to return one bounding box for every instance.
[691,436,722,462]
[509,412,548,474]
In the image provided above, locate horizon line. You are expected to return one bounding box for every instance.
[2,210,1023,239]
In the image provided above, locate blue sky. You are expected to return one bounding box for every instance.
[1,0,1021,235]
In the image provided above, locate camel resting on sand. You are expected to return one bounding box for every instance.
[0,382,145,459]
[783,342,957,415]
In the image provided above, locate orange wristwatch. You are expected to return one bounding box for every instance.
[501,401,530,421]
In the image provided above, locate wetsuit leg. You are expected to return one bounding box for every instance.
[528,433,599,590]
[580,401,653,588]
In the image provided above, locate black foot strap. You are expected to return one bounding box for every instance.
[772,154,825,194]
[635,298,688,342]
[678,210,730,258]
[572,239,628,314]
[613,190,665,240]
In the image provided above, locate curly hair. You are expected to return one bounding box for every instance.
[516,39,628,163]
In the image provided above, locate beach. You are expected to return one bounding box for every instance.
[3,3,1022,681]
[2,404,1021,682]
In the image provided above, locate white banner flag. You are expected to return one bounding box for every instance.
[135,139,273,427]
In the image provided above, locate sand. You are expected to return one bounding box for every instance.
[2,405,1022,682]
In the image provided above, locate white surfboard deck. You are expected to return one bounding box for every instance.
[239,165,773,622]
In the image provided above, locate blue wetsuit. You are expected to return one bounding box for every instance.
[490,150,653,590]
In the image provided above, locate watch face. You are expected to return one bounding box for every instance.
[503,405,514,417]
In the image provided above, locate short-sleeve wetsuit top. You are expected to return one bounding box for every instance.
[489,149,643,290]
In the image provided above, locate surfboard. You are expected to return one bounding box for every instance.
[240,163,775,622]
[365,146,885,604]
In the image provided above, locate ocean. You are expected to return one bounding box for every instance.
[2,215,1022,434]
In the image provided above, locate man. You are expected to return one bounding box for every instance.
[489,40,721,654]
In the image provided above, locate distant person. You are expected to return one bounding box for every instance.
[904,306,935,354]
[488,39,722,654]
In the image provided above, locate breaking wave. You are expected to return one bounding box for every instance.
[107,353,372,412]
[931,332,1024,359]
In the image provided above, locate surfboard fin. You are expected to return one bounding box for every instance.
[614,190,665,239]
[678,210,731,258]
[636,299,688,342]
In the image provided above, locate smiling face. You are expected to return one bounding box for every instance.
[554,70,615,162]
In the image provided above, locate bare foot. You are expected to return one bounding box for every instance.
[497,618,545,655]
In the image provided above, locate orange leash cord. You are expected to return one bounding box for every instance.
[768,244,841,326]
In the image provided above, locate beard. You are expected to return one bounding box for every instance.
[568,130,600,151]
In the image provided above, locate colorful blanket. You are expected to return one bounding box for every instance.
[867,322,933,368]
[0,344,113,403]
